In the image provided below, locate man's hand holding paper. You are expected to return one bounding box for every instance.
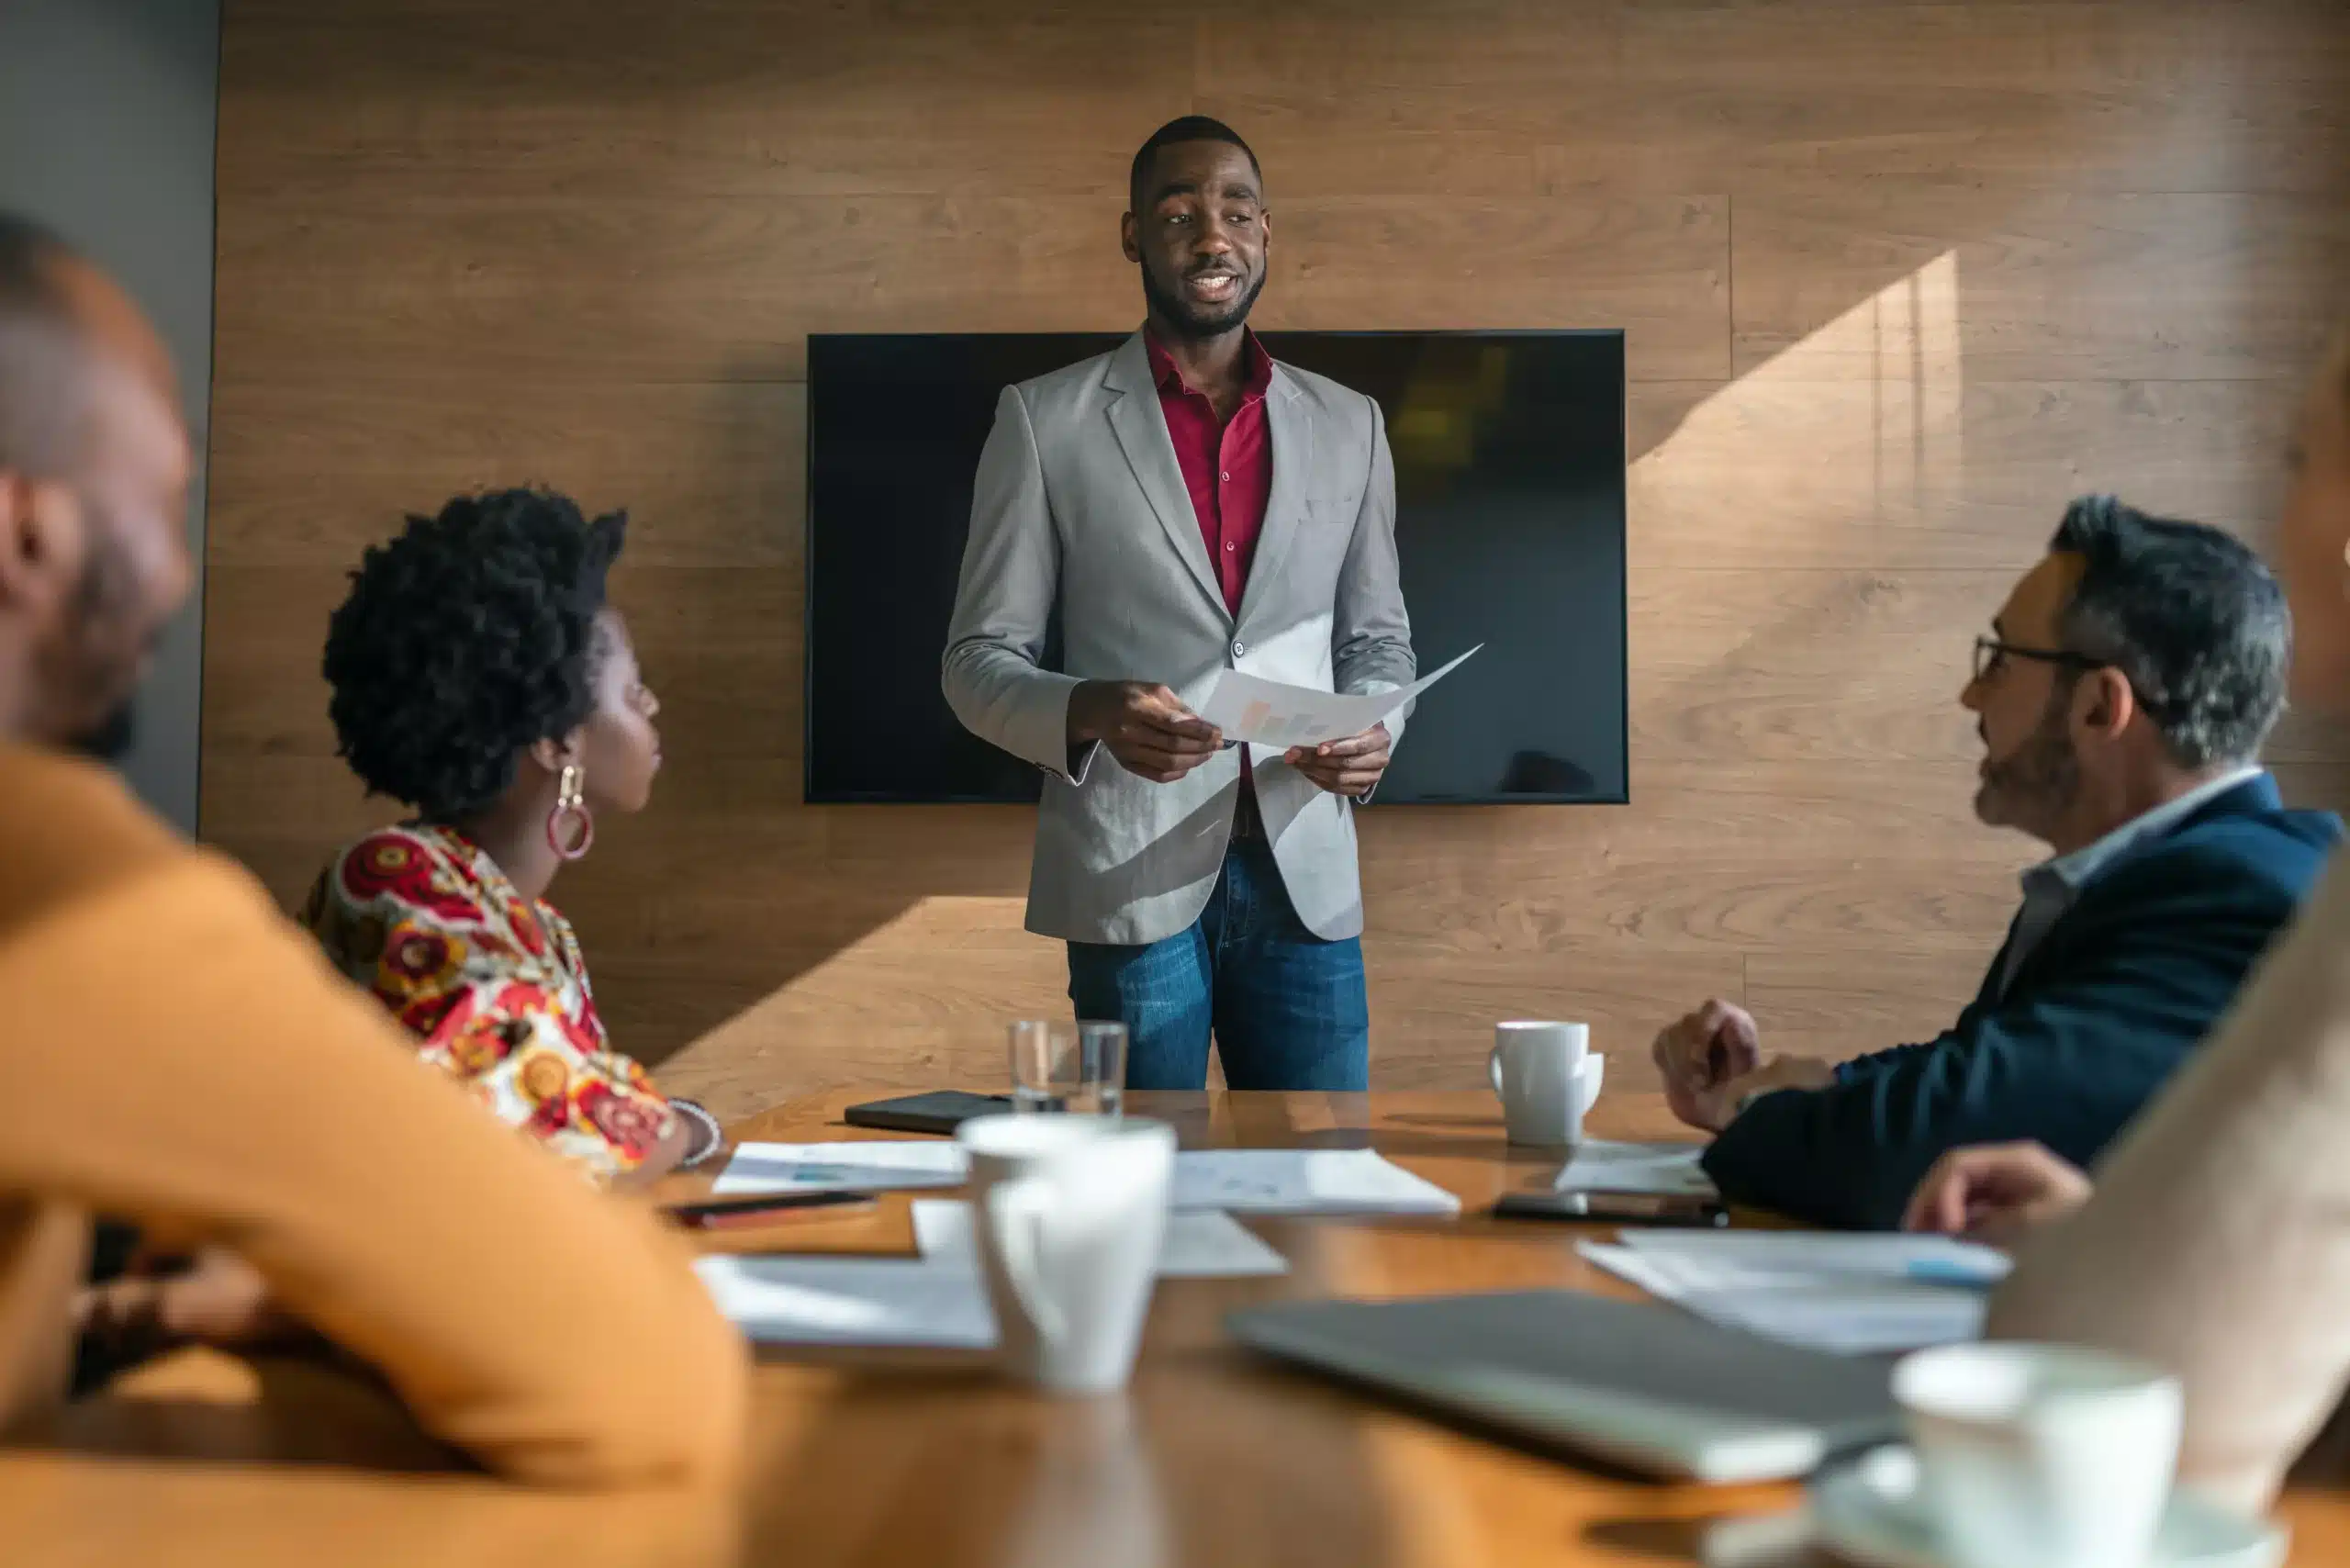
[1286,722,1392,797]
[1068,679,1224,783]
[1196,644,1479,753]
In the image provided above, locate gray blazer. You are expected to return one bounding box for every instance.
[942,330,1415,946]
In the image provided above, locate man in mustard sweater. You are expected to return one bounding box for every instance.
[0,215,747,1491]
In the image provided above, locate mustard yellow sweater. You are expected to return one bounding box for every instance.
[0,747,746,1489]
[1991,851,2350,1508]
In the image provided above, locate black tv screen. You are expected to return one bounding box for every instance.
[805,330,1628,804]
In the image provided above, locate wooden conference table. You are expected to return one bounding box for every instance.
[7,1090,2348,1567]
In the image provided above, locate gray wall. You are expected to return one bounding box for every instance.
[0,0,218,834]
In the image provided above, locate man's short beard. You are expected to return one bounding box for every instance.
[69,700,138,762]
[45,496,148,764]
[1140,257,1265,342]
[1976,689,2081,834]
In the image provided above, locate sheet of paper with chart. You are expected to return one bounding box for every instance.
[1578,1230,2012,1356]
[1195,645,1482,750]
[912,1200,1291,1279]
[713,1141,969,1196]
[1170,1148,1460,1215]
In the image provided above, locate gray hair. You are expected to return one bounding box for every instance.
[2049,494,2289,769]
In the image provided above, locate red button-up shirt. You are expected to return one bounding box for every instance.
[1146,327,1274,617]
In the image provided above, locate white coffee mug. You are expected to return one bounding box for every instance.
[958,1114,1175,1395]
[1489,1021,1604,1148]
[1893,1341,2184,1568]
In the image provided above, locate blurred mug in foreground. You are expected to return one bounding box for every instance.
[960,1114,1174,1394]
[1894,1341,2183,1568]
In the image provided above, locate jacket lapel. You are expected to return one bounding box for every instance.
[1103,330,1228,620]
[1237,364,1313,633]
[1992,774,2286,1000]
[1972,910,2027,1010]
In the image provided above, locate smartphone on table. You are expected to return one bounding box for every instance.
[842,1090,1014,1136]
[1492,1189,1729,1228]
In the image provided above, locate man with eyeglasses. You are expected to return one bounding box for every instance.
[1651,495,2342,1229]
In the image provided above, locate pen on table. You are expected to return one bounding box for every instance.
[666,1191,879,1232]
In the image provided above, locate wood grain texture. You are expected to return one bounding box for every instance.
[206,379,806,569]
[216,0,1195,202]
[1730,184,2350,382]
[1745,949,1997,1067]
[203,0,2350,1103]
[21,1092,2349,1566]
[210,190,1728,384]
[1629,376,2311,569]
[1203,0,2350,196]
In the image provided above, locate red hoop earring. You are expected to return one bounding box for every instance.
[546,763,596,860]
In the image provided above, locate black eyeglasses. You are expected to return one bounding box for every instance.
[1972,635,2104,684]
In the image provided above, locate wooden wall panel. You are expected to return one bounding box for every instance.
[1729,186,2350,381]
[205,0,2350,1119]
[210,190,1729,383]
[1629,378,2307,570]
[206,380,805,568]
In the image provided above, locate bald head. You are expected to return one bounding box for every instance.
[0,216,175,484]
[0,211,192,755]
[0,215,94,481]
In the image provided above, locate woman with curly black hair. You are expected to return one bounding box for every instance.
[299,487,719,1186]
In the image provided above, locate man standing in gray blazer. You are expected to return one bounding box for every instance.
[943,116,1415,1091]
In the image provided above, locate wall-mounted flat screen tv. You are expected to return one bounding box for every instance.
[805,330,1627,804]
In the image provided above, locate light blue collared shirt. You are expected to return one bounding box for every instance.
[1989,766,2268,1000]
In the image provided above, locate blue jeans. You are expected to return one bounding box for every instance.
[1066,836,1371,1092]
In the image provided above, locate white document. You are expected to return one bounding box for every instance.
[1170,1148,1460,1215]
[713,1140,968,1196]
[715,1143,1456,1218]
[1700,1289,1989,1357]
[912,1200,1290,1279]
[1584,1243,1987,1356]
[1551,1139,1717,1198]
[692,1254,996,1348]
[1580,1230,2009,1356]
[1195,645,1482,750]
[1612,1229,2011,1286]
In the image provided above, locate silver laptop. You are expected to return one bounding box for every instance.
[1227,1291,1898,1484]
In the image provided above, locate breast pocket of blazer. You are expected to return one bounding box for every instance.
[1308,490,1363,526]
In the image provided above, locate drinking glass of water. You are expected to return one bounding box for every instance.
[1008,1019,1128,1120]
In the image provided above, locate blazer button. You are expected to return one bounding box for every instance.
[1232,641,1247,659]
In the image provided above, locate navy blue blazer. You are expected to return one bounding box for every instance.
[1702,776,2342,1230]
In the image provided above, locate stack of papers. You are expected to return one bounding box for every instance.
[692,1254,996,1349]
[693,1199,1294,1349]
[1170,1149,1460,1215]
[1551,1139,1716,1198]
[714,1142,1460,1218]
[911,1201,1289,1279]
[1582,1229,2011,1355]
[697,1139,1447,1348]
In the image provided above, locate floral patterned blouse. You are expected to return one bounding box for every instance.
[301,823,677,1182]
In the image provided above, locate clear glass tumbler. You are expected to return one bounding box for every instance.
[1007,1018,1128,1120]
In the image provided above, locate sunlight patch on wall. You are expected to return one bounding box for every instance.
[1631,250,1966,567]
